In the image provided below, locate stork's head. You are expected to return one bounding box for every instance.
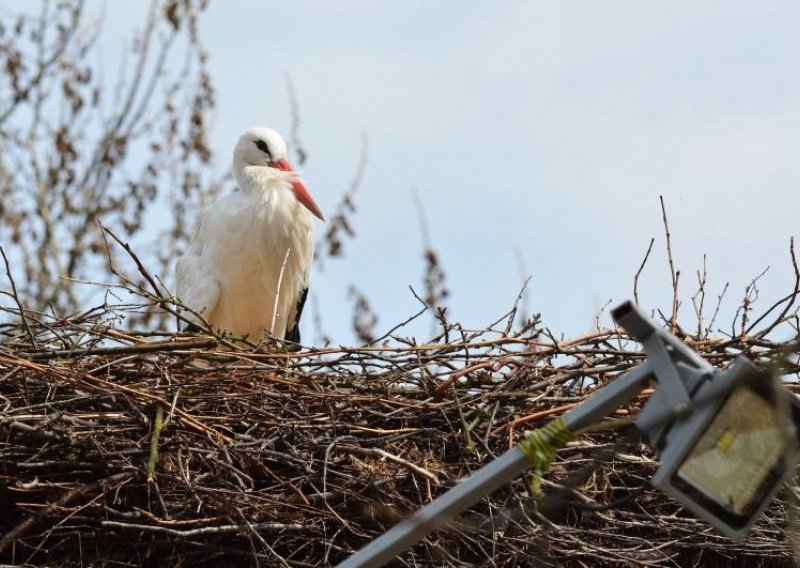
[233,127,324,221]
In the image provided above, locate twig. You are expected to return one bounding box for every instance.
[748,237,800,339]
[147,404,165,481]
[633,237,654,306]
[0,353,233,444]
[453,386,478,452]
[506,275,532,336]
[707,281,729,334]
[736,266,769,337]
[692,254,708,338]
[411,187,449,330]
[23,337,217,360]
[594,298,613,331]
[1,246,37,347]
[0,472,132,553]
[659,196,679,332]
[100,223,163,298]
[100,521,305,537]
[99,222,238,349]
[342,445,440,483]
[368,303,428,346]
[270,246,292,338]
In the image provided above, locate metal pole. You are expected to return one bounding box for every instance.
[336,448,530,568]
[336,363,654,568]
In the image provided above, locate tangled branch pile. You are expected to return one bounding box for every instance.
[1,281,799,567]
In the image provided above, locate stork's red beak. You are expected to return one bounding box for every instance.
[271,158,324,221]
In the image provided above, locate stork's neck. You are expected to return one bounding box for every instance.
[234,163,295,197]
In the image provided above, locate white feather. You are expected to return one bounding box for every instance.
[175,127,316,341]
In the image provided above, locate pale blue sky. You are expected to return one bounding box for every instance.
[200,1,799,343]
[9,1,800,343]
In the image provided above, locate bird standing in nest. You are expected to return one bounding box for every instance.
[175,127,324,345]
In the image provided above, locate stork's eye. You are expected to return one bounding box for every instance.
[254,139,271,157]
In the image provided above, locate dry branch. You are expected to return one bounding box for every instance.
[0,284,798,567]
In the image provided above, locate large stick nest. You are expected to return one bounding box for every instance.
[0,293,799,567]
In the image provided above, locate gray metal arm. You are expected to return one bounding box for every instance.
[336,362,655,568]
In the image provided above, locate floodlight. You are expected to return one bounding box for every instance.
[649,356,800,538]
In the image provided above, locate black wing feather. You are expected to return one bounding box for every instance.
[284,287,309,343]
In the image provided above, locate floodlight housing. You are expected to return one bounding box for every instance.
[647,356,800,539]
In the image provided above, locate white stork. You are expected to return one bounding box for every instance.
[175,127,324,344]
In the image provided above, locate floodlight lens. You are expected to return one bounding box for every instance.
[676,383,793,519]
